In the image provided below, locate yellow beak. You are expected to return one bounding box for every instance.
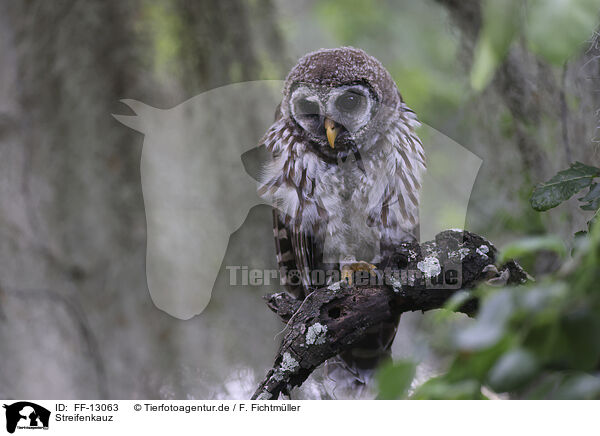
[324,118,340,149]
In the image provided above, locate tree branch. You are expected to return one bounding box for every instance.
[251,230,528,400]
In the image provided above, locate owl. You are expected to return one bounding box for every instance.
[258,47,425,373]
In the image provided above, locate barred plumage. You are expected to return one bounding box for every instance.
[258,47,425,374]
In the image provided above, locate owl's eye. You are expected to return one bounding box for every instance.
[296,98,320,116]
[335,92,362,112]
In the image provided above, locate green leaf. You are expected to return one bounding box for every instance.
[579,183,600,211]
[486,348,539,392]
[470,0,521,90]
[550,373,600,399]
[579,182,600,202]
[376,360,416,399]
[525,0,600,66]
[518,282,568,314]
[530,162,600,211]
[448,337,513,383]
[561,308,600,370]
[499,236,567,264]
[454,290,514,351]
[413,378,484,400]
[525,373,564,399]
[524,320,572,365]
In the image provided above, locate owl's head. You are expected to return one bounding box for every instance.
[280,47,404,161]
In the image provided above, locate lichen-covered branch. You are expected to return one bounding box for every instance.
[251,230,528,400]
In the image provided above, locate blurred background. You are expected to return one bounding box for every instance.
[0,0,599,399]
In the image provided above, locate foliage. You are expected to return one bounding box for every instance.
[471,0,600,90]
[498,236,566,264]
[376,361,416,399]
[531,162,600,212]
[470,0,521,90]
[378,163,600,399]
[531,162,600,233]
[525,0,600,66]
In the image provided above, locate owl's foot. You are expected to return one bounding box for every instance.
[341,261,377,286]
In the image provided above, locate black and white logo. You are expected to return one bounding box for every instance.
[3,402,50,434]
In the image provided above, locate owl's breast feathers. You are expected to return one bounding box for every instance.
[258,111,425,245]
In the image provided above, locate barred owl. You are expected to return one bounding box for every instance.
[258,47,425,373]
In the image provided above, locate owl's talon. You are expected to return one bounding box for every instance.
[341,261,377,286]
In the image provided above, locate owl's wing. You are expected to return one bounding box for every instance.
[272,209,323,300]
